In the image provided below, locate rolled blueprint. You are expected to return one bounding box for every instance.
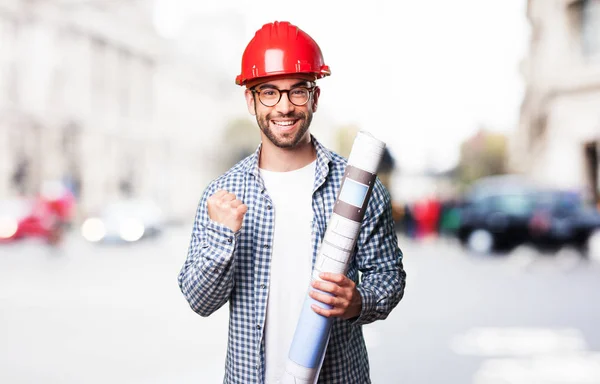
[282,131,386,384]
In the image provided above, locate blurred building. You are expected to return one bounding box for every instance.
[0,0,247,222]
[154,10,249,220]
[513,0,600,205]
[0,0,161,214]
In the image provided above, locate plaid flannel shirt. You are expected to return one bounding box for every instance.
[178,135,406,383]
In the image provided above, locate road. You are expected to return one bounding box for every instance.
[1,228,599,383]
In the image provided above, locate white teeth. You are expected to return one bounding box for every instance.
[273,120,295,126]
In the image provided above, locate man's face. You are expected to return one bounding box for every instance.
[245,77,320,149]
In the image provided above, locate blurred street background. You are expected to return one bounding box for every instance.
[1,0,600,383]
[2,230,600,383]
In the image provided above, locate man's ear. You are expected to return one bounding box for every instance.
[245,89,256,116]
[312,86,321,113]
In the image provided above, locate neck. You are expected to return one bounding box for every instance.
[259,136,316,172]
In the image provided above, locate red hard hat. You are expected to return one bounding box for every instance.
[236,21,331,86]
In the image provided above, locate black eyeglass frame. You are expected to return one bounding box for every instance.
[250,86,316,107]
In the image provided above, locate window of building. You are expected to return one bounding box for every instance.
[0,18,19,105]
[584,141,599,205]
[91,38,107,115]
[582,0,600,58]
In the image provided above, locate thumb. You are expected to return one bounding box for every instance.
[237,204,248,215]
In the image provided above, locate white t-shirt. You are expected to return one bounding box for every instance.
[259,160,316,384]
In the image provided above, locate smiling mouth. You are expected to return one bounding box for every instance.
[271,119,299,130]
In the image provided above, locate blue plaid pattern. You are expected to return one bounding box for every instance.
[178,136,406,383]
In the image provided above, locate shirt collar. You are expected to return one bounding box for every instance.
[243,135,333,193]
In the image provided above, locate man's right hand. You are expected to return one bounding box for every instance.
[207,190,248,233]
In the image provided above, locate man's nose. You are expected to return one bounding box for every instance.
[275,91,294,114]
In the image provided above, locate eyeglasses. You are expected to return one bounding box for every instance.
[251,86,314,107]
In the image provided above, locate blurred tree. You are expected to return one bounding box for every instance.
[456,127,508,186]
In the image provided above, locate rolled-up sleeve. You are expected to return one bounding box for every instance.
[352,180,406,326]
[178,183,239,317]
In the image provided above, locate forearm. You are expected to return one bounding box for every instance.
[178,221,238,317]
[353,261,405,325]
[352,180,407,326]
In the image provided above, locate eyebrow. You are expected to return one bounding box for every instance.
[258,81,312,90]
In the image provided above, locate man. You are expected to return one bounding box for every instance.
[178,21,406,384]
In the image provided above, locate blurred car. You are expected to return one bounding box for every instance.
[0,199,36,242]
[0,198,64,243]
[81,199,165,244]
[0,181,76,244]
[456,175,539,253]
[529,189,600,254]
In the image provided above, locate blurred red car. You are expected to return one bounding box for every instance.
[0,182,76,244]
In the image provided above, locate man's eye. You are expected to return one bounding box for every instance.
[290,88,307,96]
[261,90,277,97]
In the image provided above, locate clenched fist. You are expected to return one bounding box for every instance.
[207,190,248,232]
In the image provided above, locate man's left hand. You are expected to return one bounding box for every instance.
[309,272,362,320]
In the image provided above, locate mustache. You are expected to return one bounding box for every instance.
[266,111,305,120]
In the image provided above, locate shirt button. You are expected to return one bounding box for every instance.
[226,238,232,243]
[267,205,272,210]
[214,268,220,273]
[255,364,259,370]
[256,324,261,330]
[260,284,266,289]
[263,244,270,249]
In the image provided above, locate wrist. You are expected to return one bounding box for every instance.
[348,287,363,318]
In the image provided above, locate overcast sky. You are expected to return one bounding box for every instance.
[154,0,530,173]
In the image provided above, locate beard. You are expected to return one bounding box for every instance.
[256,109,313,149]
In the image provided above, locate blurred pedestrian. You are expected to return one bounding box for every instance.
[438,198,461,239]
[178,21,406,384]
[413,196,441,240]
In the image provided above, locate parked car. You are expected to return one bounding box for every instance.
[0,181,76,244]
[0,198,64,244]
[456,175,539,254]
[529,189,600,255]
[81,199,165,244]
[457,175,600,256]
[0,199,34,242]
